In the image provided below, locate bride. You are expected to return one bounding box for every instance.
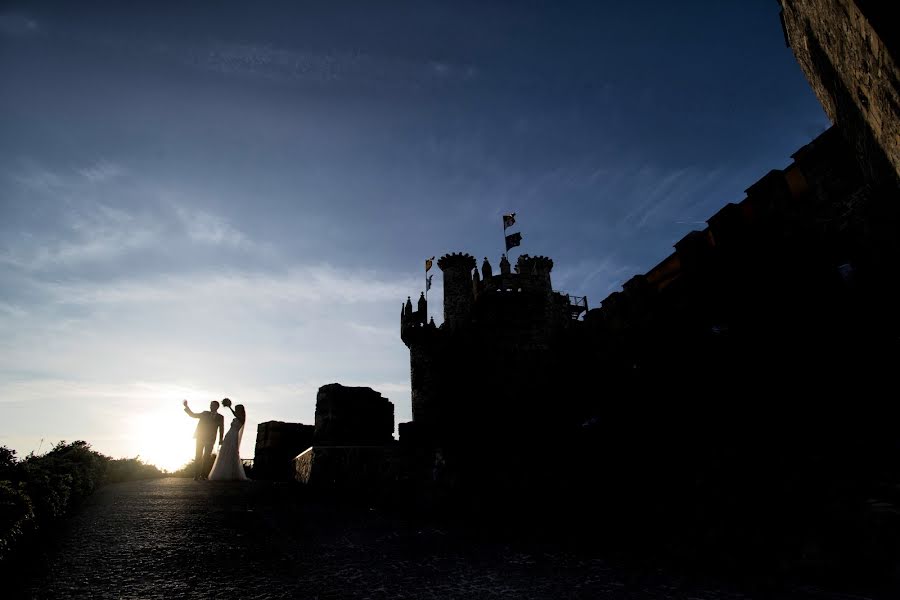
[208,398,249,481]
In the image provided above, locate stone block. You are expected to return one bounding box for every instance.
[253,421,314,480]
[314,383,394,446]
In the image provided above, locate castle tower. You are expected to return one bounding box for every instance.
[417,292,427,324]
[517,255,554,293]
[438,253,477,328]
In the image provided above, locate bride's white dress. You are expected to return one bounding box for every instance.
[208,417,248,481]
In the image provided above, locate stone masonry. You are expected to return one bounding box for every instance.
[780,0,900,184]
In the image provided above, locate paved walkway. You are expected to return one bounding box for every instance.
[19,478,879,599]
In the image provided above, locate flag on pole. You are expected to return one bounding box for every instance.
[502,213,516,229]
[426,274,433,291]
[425,256,434,272]
[505,232,522,251]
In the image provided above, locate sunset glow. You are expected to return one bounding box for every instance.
[125,407,196,472]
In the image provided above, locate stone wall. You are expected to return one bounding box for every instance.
[314,383,394,445]
[781,0,900,184]
[294,445,400,490]
[253,421,314,480]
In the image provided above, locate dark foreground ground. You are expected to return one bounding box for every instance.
[11,478,889,599]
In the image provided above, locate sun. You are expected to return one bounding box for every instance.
[126,408,197,472]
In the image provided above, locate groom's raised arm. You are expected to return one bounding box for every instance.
[183,400,200,418]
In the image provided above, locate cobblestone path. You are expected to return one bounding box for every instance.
[20,478,879,599]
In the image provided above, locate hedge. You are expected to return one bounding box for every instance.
[0,441,165,562]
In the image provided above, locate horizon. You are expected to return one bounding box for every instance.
[0,1,829,471]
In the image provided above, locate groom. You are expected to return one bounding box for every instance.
[183,399,225,480]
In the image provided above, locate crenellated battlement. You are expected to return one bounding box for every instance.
[472,254,556,299]
[516,254,554,274]
[476,271,522,295]
[437,252,477,271]
[401,250,585,341]
[400,292,436,347]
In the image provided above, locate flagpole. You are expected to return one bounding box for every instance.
[502,217,507,260]
[424,257,434,323]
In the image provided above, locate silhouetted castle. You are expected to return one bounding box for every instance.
[253,2,900,578]
[399,253,587,454]
[387,3,900,564]
[394,119,899,493]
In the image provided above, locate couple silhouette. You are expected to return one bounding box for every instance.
[183,398,248,481]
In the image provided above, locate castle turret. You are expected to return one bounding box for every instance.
[499,254,511,275]
[437,252,477,328]
[404,296,413,316]
[417,292,427,324]
[517,255,554,293]
[481,257,493,280]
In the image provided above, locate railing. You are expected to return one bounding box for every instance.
[568,295,588,319]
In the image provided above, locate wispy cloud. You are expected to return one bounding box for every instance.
[553,257,636,306]
[182,42,479,89]
[0,378,210,406]
[0,301,27,318]
[346,321,397,340]
[174,205,255,249]
[0,199,161,271]
[11,163,64,191]
[79,160,127,183]
[2,161,274,271]
[0,14,38,37]
[618,166,724,230]
[37,265,418,308]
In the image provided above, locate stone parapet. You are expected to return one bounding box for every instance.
[293,445,401,489]
[253,421,314,480]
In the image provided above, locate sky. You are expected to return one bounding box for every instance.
[0,1,829,470]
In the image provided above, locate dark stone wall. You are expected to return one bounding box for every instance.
[781,0,900,185]
[567,125,900,575]
[314,383,394,446]
[253,421,314,480]
[294,446,401,491]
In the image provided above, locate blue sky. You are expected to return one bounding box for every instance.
[0,1,828,469]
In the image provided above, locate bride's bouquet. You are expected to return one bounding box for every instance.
[221,398,232,408]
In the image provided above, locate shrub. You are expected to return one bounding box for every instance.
[0,441,166,563]
[105,458,165,484]
[0,480,33,560]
